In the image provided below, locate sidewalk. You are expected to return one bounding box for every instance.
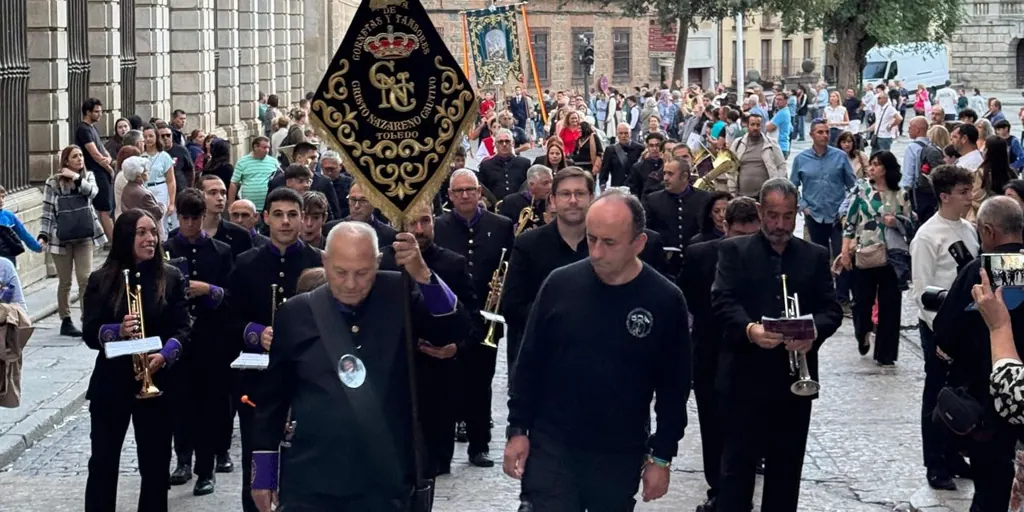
[0,253,103,469]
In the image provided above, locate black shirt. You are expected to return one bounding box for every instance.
[508,260,691,460]
[626,158,664,199]
[75,122,107,174]
[478,155,531,201]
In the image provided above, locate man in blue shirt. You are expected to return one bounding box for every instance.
[790,119,857,303]
[767,94,793,158]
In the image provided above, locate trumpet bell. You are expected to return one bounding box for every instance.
[790,379,820,397]
[137,382,163,399]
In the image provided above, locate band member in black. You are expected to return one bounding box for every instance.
[504,189,691,510]
[501,168,593,373]
[626,132,666,200]
[680,197,760,512]
[226,187,322,512]
[711,179,843,512]
[478,128,532,202]
[197,174,253,258]
[165,189,235,495]
[498,165,551,231]
[434,168,516,466]
[598,122,644,188]
[323,182,397,248]
[82,209,190,512]
[300,191,329,250]
[380,201,477,476]
[643,157,710,278]
[249,222,471,511]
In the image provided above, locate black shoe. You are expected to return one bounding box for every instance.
[215,453,234,473]
[517,502,534,512]
[454,422,468,443]
[858,333,873,356]
[754,458,765,475]
[169,463,192,485]
[696,497,717,512]
[469,452,494,468]
[60,317,82,337]
[948,457,973,480]
[436,463,451,476]
[927,469,956,491]
[193,476,215,496]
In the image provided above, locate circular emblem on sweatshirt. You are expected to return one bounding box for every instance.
[626,308,654,339]
[338,354,367,389]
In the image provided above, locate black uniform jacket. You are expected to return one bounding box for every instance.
[82,262,191,404]
[710,232,842,399]
[251,229,270,248]
[164,232,235,365]
[598,141,644,187]
[643,187,711,250]
[497,191,547,230]
[680,238,723,383]
[433,209,515,309]
[935,242,1024,420]
[626,157,665,199]
[323,217,397,248]
[169,219,252,259]
[478,154,531,201]
[250,273,471,498]
[226,241,322,384]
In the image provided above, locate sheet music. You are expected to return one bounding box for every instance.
[761,315,816,340]
[103,336,163,359]
[480,311,506,324]
[231,353,269,370]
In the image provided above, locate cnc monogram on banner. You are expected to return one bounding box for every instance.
[311,0,474,216]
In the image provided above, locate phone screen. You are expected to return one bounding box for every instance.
[983,253,1024,289]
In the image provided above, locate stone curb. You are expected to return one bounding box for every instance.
[905,480,974,512]
[0,288,85,469]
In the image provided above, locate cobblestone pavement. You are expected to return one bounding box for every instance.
[0,136,958,511]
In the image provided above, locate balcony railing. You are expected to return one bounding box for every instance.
[761,14,780,29]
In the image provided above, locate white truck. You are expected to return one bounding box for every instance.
[861,43,950,89]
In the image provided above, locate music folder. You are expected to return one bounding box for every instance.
[480,311,506,324]
[231,353,270,370]
[103,336,163,359]
[761,315,816,340]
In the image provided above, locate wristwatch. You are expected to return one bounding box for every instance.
[505,426,530,440]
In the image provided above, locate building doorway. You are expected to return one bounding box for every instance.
[1017,40,1024,88]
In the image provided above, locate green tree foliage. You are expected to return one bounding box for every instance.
[763,0,963,89]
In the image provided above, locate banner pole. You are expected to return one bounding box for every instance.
[520,4,547,126]
[461,13,472,83]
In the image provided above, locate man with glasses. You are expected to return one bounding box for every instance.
[499,112,532,154]
[322,182,397,248]
[434,169,515,463]
[229,199,269,248]
[478,128,531,203]
[157,121,196,196]
[320,151,352,219]
[626,132,667,200]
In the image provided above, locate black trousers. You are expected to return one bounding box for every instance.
[918,321,960,473]
[420,359,457,475]
[458,341,497,456]
[693,346,722,500]
[966,427,1015,512]
[718,394,812,512]
[85,396,173,512]
[172,360,231,478]
[521,430,644,512]
[805,217,850,302]
[852,265,902,364]
[239,402,259,512]
[280,488,411,511]
[218,369,242,455]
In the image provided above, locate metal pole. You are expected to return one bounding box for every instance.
[736,13,744,95]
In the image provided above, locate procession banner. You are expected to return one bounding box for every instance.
[309,0,478,225]
[465,5,525,86]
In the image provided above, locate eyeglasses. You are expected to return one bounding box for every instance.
[450,187,479,196]
[348,197,370,206]
[496,140,512,145]
[556,190,590,200]
[159,133,172,138]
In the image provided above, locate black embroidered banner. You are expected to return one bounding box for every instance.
[309,0,477,225]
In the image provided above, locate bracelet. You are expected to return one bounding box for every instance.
[646,455,670,468]
[745,322,758,342]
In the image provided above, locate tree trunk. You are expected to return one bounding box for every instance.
[672,16,692,87]
[831,23,874,91]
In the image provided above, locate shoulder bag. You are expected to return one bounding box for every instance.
[854,185,889,269]
[55,178,96,243]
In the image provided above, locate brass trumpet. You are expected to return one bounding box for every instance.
[782,274,820,397]
[123,270,162,399]
[481,248,508,348]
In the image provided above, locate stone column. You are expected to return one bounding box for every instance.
[273,0,292,106]
[290,0,304,101]
[238,0,261,140]
[303,0,326,94]
[218,0,250,155]
[136,0,171,121]
[169,0,217,131]
[256,0,276,105]
[27,0,69,183]
[87,0,120,136]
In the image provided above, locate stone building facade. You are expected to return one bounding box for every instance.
[717,14,824,87]
[8,0,356,286]
[949,0,1023,91]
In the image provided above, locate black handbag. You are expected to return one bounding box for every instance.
[932,386,984,436]
[55,191,95,243]
[0,226,25,259]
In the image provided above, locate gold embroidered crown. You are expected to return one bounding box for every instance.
[364,26,419,59]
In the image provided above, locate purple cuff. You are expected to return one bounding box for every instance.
[159,338,183,366]
[99,324,121,343]
[243,322,267,353]
[251,451,279,490]
[418,274,457,316]
[201,285,225,309]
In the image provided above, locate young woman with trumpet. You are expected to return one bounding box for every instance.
[81,208,191,512]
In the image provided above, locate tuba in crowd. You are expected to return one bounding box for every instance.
[123,270,162,399]
[693,149,738,191]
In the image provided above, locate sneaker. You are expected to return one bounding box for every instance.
[60,317,83,338]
